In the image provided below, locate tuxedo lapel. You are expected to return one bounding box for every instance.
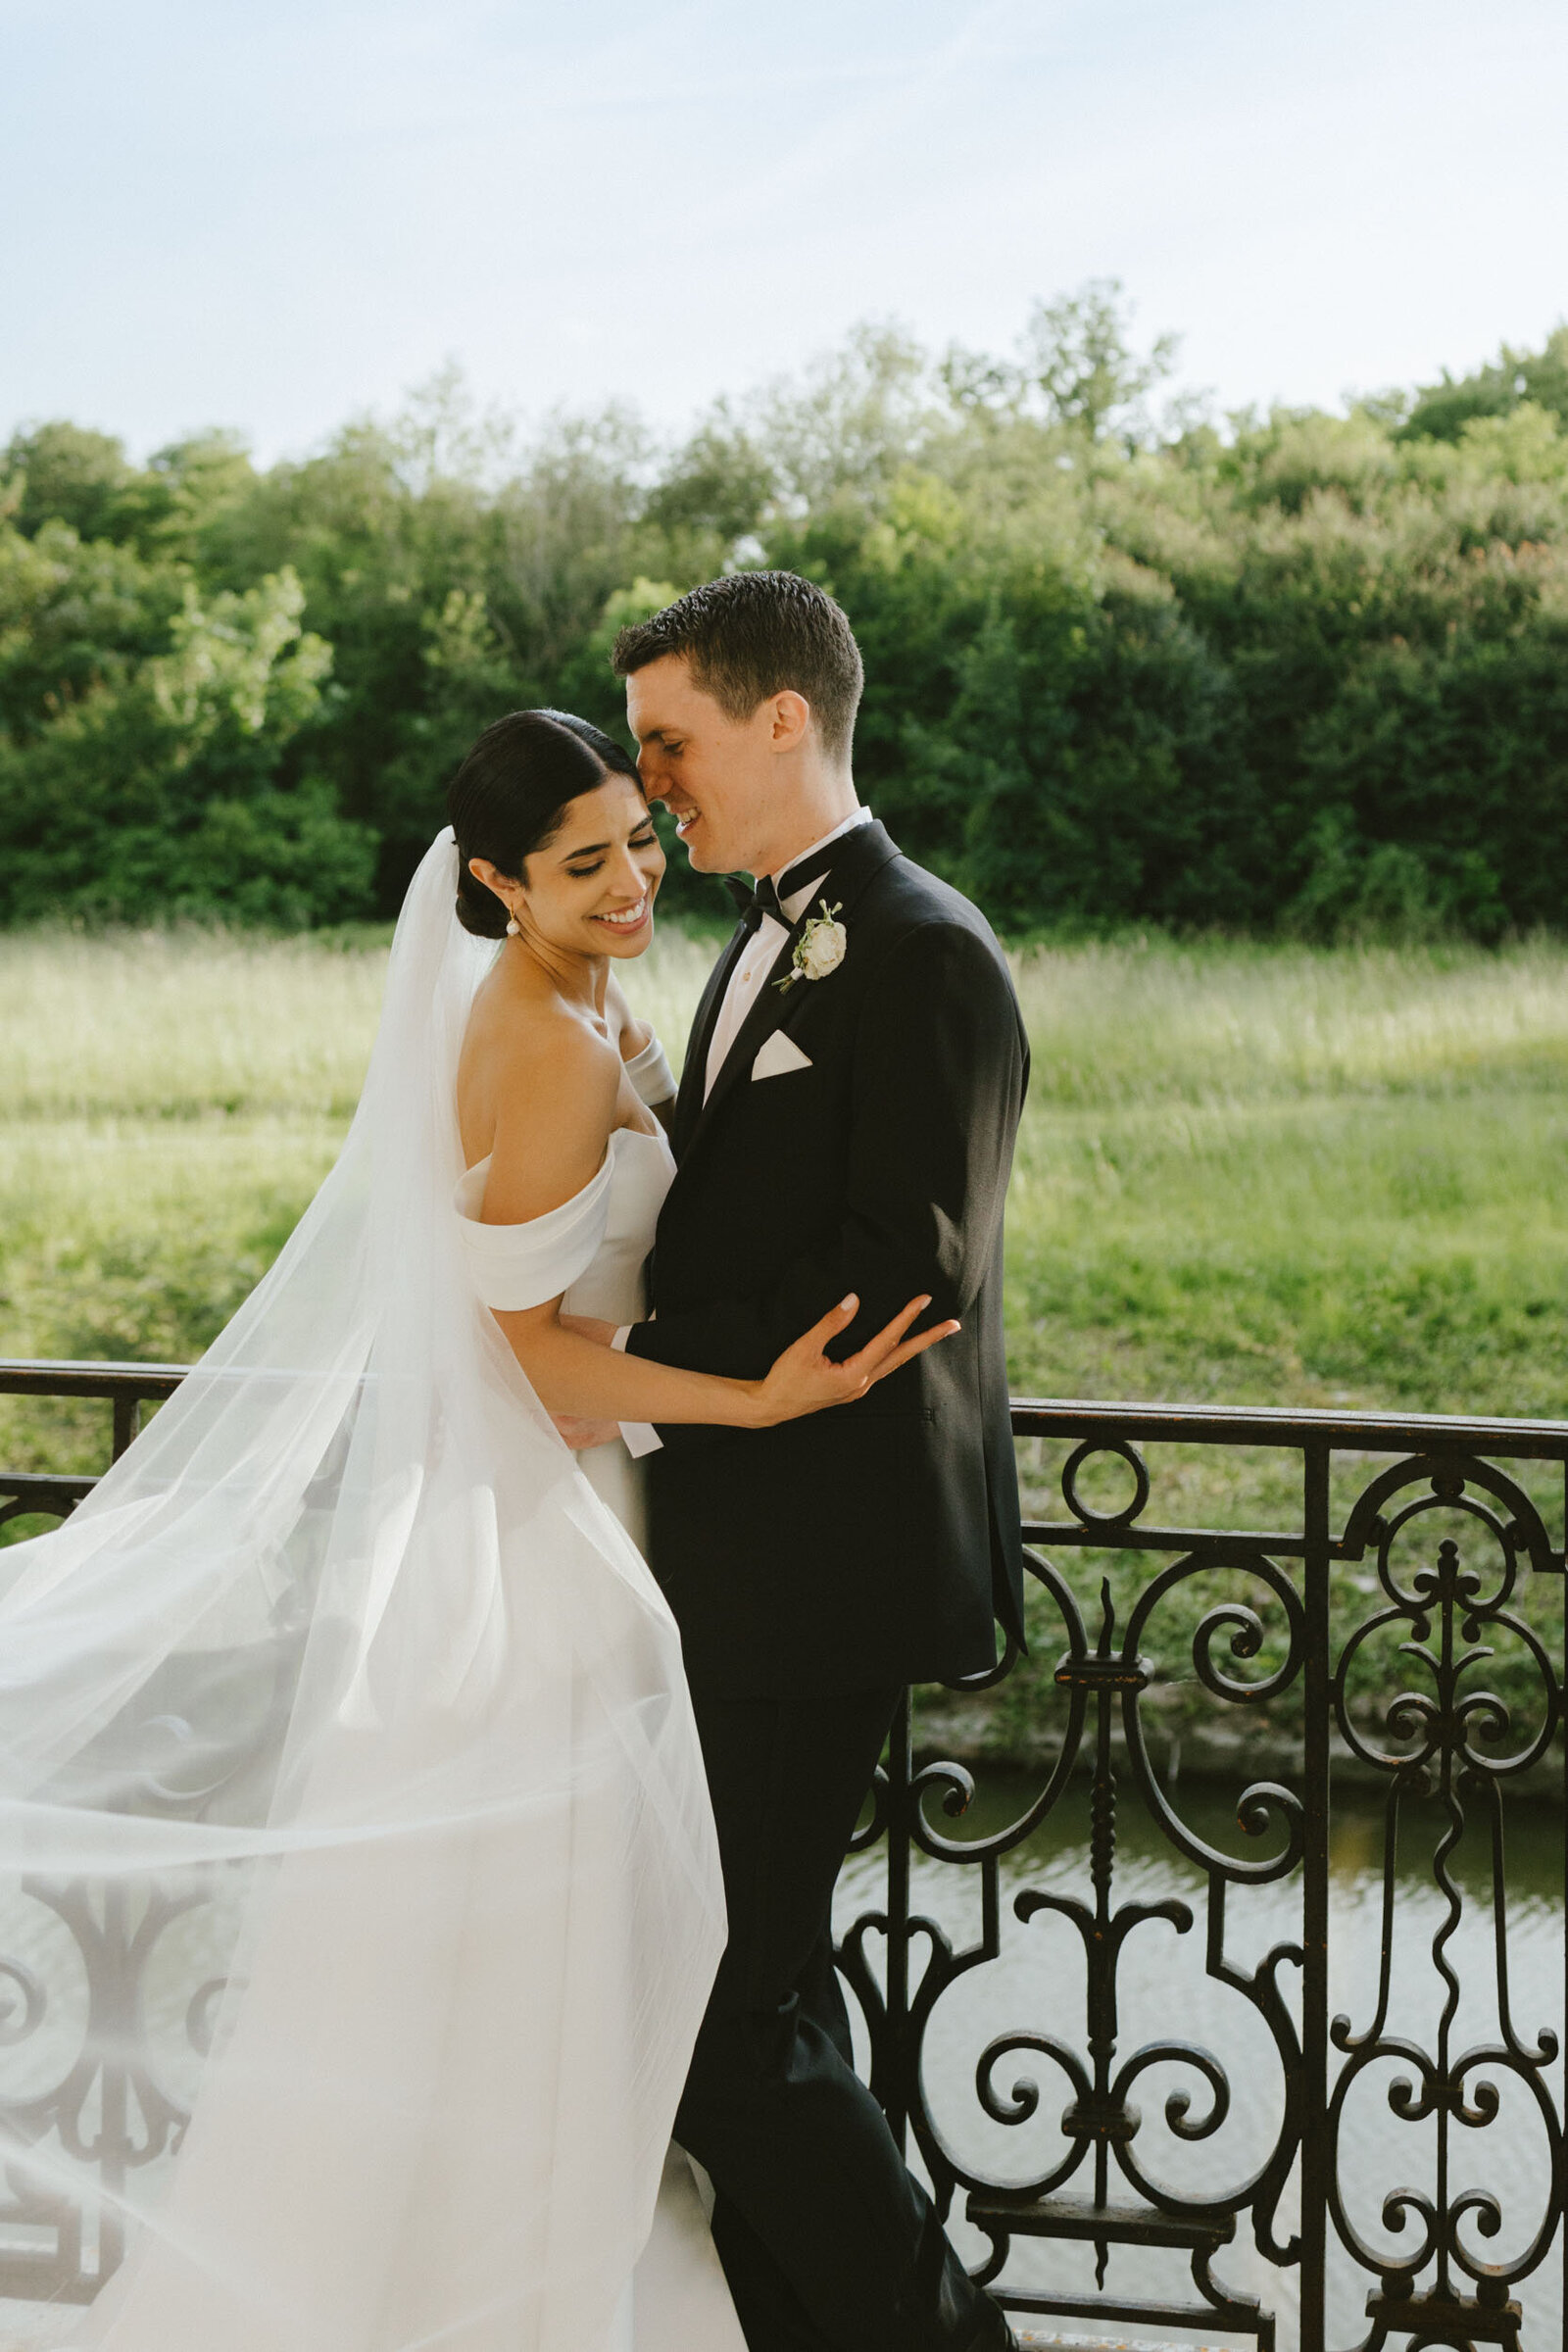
[674,918,752,1156]
[684,821,904,1154]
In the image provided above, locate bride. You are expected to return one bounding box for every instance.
[0,709,951,2352]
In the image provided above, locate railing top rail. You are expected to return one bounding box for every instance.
[0,1358,189,1401]
[5,1358,1568,1458]
[1010,1394,1568,1455]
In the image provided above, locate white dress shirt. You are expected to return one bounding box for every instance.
[703,806,872,1099]
[612,806,873,1454]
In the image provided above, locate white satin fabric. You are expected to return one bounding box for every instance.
[454,1121,743,2350]
[0,831,729,2351]
[456,1124,672,1544]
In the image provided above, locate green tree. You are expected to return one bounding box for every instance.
[4,421,137,544]
[1400,323,1568,443]
[0,566,370,926]
[944,278,1179,445]
[8,318,1568,941]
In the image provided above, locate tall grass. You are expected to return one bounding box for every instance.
[1,928,387,1122]
[4,922,1567,1439]
[0,924,726,1125]
[1004,936,1568,1420]
[1012,935,1568,1105]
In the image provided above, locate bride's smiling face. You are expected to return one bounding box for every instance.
[472,775,664,959]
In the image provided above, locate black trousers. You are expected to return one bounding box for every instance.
[674,1684,993,2352]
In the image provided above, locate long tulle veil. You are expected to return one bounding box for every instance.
[0,830,725,2350]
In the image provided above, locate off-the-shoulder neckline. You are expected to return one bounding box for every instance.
[461,1121,666,1186]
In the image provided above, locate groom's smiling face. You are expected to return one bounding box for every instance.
[625,654,811,880]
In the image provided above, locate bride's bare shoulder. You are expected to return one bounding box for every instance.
[603,971,651,1059]
[467,991,622,1226]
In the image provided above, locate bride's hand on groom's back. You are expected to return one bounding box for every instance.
[748,1295,959,1428]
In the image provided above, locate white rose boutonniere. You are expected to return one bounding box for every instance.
[776,900,847,992]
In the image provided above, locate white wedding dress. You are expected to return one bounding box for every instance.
[0,832,742,2352]
[452,1123,744,2352]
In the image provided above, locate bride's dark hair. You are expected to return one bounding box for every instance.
[447,710,643,939]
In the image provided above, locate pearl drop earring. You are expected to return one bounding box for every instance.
[506,907,520,937]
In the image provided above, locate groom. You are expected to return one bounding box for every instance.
[612,572,1027,2352]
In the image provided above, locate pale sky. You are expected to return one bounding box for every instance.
[5,0,1567,464]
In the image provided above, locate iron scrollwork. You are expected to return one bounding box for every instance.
[839,1412,1565,2352]
[1326,1457,1563,2352]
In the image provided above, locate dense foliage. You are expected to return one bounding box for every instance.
[5,293,1568,936]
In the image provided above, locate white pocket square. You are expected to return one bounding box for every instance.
[751,1032,813,1081]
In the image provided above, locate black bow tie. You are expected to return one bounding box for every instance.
[723,873,790,932]
[723,847,836,931]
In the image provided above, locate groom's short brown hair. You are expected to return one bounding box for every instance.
[612,571,864,760]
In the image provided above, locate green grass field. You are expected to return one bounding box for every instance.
[7,923,1566,1412]
[4,923,1564,1753]
[1004,936,1568,1417]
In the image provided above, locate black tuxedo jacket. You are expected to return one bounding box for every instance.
[627,819,1029,1694]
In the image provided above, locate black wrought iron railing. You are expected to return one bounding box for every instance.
[0,1361,1564,2351]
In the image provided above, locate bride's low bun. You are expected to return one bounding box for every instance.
[447,710,642,935]
[455,858,510,939]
